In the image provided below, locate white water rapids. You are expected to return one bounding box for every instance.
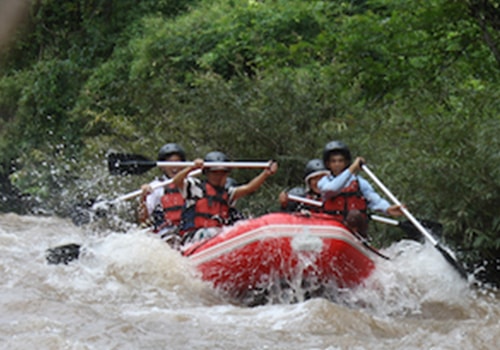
[0,212,498,349]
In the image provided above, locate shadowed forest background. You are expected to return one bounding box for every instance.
[1,0,499,284]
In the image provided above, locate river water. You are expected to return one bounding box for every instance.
[0,212,498,349]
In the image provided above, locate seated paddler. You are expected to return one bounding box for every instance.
[318,140,404,238]
[138,143,187,246]
[172,151,278,244]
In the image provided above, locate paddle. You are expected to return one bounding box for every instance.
[70,169,203,226]
[108,152,272,175]
[286,194,440,241]
[46,243,81,265]
[361,164,468,279]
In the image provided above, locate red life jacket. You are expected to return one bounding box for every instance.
[159,183,185,226]
[180,181,230,236]
[322,179,368,221]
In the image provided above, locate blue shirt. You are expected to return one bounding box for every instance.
[317,169,391,214]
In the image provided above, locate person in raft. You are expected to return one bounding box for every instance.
[138,143,187,245]
[318,140,404,238]
[279,158,330,213]
[224,177,247,224]
[172,151,278,244]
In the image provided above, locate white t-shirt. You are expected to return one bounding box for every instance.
[144,177,168,215]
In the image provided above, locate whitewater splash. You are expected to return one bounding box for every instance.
[41,213,471,313]
[344,240,471,317]
[1,213,498,349]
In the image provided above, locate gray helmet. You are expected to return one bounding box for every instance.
[303,158,327,179]
[204,151,230,173]
[157,143,186,161]
[287,186,306,197]
[322,140,351,164]
[304,158,330,190]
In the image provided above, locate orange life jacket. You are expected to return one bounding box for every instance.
[159,183,185,227]
[180,181,230,236]
[322,179,368,221]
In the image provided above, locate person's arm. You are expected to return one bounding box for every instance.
[348,157,365,175]
[386,204,404,216]
[358,176,405,216]
[278,191,302,212]
[138,181,163,223]
[172,158,203,189]
[318,156,365,199]
[137,193,150,224]
[232,161,278,201]
[358,176,392,213]
[278,191,289,210]
[318,170,352,199]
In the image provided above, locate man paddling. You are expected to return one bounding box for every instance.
[138,143,187,245]
[173,151,278,244]
[319,140,404,237]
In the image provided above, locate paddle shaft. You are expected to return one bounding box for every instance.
[360,165,439,246]
[156,161,272,168]
[287,194,320,207]
[361,164,467,279]
[108,152,273,175]
[97,169,202,207]
[287,194,322,207]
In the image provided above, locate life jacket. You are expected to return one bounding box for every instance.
[322,178,368,221]
[159,182,185,227]
[180,181,230,236]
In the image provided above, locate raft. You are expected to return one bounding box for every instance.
[183,212,378,304]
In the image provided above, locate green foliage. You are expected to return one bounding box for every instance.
[2,0,197,70]
[165,69,348,186]
[333,0,497,100]
[0,72,26,172]
[13,59,85,154]
[130,0,329,83]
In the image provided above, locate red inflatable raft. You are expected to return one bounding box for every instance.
[183,212,378,304]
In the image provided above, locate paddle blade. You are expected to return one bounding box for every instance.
[69,198,109,226]
[435,244,468,280]
[46,243,81,265]
[108,153,156,175]
[70,205,92,226]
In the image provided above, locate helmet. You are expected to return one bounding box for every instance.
[204,151,230,173]
[204,151,230,163]
[303,158,329,186]
[157,143,186,161]
[322,140,351,165]
[287,186,306,197]
[303,159,328,179]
